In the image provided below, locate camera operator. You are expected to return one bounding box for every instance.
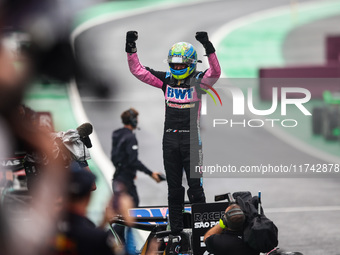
[204,204,259,255]
[24,122,97,193]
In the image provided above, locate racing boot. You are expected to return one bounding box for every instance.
[166,234,181,255]
[166,231,191,255]
[179,230,191,253]
[187,187,206,204]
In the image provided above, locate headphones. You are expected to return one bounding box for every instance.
[219,207,245,230]
[128,109,138,128]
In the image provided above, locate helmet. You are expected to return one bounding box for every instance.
[167,42,197,80]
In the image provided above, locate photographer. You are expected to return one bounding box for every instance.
[204,204,259,255]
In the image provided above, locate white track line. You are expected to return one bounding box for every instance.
[71,0,213,45]
[68,81,115,186]
[210,0,340,164]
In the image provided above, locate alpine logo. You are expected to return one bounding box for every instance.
[166,86,195,100]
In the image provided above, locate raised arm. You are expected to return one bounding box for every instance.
[126,31,163,89]
[195,32,221,88]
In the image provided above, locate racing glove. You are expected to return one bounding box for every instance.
[195,31,215,55]
[125,31,138,53]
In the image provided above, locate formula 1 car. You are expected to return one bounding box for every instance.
[109,192,304,255]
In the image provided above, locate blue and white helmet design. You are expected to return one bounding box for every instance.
[167,42,198,80]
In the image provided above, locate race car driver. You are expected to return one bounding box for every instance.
[125,31,221,234]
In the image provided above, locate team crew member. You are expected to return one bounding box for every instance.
[125,31,221,234]
[204,204,259,255]
[111,108,162,207]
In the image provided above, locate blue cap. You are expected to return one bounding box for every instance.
[68,161,96,197]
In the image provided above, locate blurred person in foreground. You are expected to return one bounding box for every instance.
[204,204,259,255]
[0,29,69,255]
[0,1,108,254]
[49,162,120,255]
[125,31,221,236]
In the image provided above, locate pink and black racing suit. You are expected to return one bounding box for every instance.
[127,51,221,233]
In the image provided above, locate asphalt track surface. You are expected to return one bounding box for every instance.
[75,0,340,254]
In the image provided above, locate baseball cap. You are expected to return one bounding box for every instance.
[68,161,96,198]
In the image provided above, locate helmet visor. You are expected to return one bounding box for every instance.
[167,55,197,65]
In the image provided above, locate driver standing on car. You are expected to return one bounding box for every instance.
[125,30,221,236]
[204,204,259,255]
